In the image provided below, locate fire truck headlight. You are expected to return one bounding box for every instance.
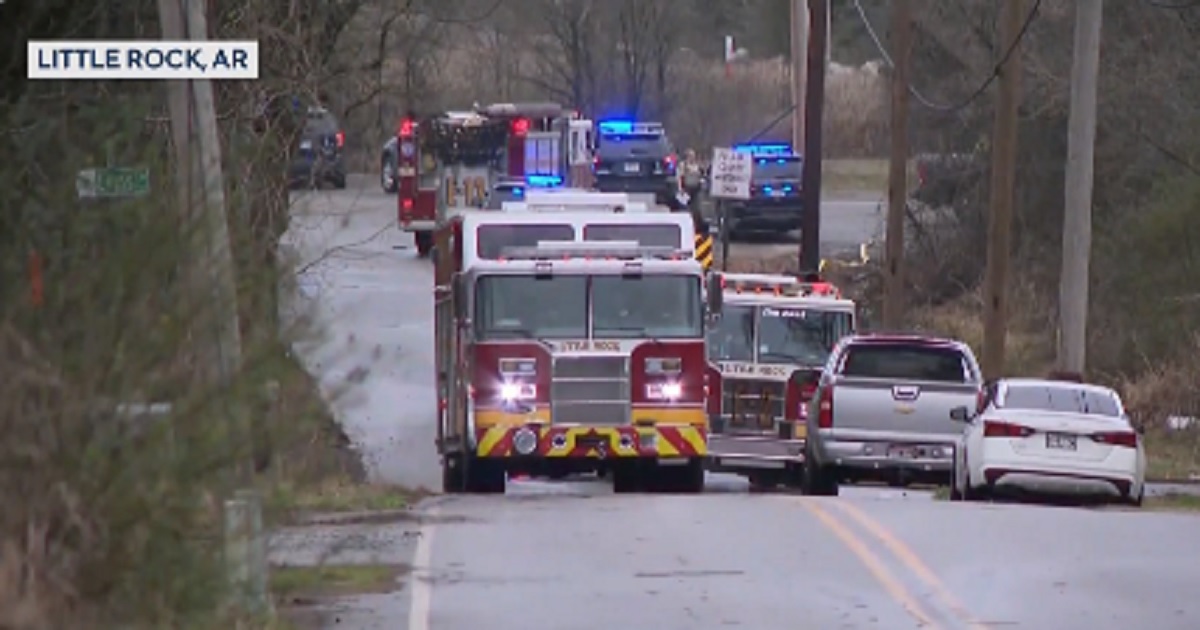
[513,427,538,455]
[646,382,682,400]
[500,382,536,401]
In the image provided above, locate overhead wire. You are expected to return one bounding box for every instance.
[1143,0,1200,8]
[851,0,1043,114]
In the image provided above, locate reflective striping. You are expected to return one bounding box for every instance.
[694,234,714,271]
[475,424,708,458]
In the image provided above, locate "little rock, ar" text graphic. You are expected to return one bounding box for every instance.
[28,41,259,80]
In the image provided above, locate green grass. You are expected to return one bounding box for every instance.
[1144,431,1200,482]
[271,564,405,600]
[267,478,424,519]
[1145,493,1200,512]
[823,158,913,193]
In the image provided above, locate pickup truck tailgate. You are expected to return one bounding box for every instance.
[831,377,976,437]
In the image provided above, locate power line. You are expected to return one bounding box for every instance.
[851,0,1043,114]
[1144,0,1200,8]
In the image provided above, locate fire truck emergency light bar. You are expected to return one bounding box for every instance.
[597,120,664,135]
[499,241,687,261]
[717,272,841,298]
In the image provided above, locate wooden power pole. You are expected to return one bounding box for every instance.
[158,0,243,384]
[981,0,1026,381]
[1057,0,1103,376]
[790,0,810,149]
[799,0,828,274]
[882,0,913,330]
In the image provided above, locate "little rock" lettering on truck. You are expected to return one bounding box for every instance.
[715,361,792,379]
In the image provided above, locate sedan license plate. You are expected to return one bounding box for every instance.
[299,140,313,150]
[887,445,917,459]
[1046,433,1077,451]
[624,162,641,173]
[769,190,785,198]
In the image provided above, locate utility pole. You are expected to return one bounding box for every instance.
[157,0,243,386]
[1057,0,1103,376]
[981,0,1026,381]
[790,0,810,149]
[799,0,828,274]
[882,0,913,330]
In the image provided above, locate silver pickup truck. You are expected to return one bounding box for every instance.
[802,333,982,496]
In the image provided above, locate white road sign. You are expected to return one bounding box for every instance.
[709,147,752,200]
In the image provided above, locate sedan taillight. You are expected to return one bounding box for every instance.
[1092,431,1137,448]
[983,420,1034,438]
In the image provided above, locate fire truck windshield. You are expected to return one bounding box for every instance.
[707,305,853,365]
[592,275,702,339]
[473,274,702,341]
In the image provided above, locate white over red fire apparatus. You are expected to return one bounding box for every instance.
[394,102,594,257]
[704,273,856,489]
[433,212,722,494]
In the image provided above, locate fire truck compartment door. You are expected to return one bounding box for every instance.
[525,132,562,177]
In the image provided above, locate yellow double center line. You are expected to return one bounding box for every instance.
[800,499,988,630]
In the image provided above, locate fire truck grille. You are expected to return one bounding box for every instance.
[720,379,786,430]
[550,356,630,425]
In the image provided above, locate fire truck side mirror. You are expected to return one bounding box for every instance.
[705,274,723,319]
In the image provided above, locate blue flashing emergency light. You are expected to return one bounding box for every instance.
[526,174,563,187]
[734,143,793,155]
[597,120,634,135]
[512,187,524,196]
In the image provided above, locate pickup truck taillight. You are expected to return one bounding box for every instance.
[817,384,834,428]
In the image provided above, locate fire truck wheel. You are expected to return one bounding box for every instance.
[612,462,643,494]
[414,231,434,258]
[442,454,466,493]
[677,458,706,494]
[465,456,506,494]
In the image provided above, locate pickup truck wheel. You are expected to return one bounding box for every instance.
[803,452,839,497]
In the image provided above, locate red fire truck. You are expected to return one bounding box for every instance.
[704,273,856,489]
[432,213,721,494]
[395,103,594,257]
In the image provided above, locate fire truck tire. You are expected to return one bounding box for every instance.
[612,462,643,494]
[441,455,466,493]
[414,231,434,258]
[465,456,506,494]
[676,458,706,494]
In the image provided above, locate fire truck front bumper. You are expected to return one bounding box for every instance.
[474,424,708,459]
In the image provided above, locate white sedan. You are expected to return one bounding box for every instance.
[949,378,1146,506]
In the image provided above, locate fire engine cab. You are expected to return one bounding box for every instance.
[395,103,594,257]
[704,273,856,489]
[433,216,722,494]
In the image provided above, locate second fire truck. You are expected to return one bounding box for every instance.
[705,273,856,489]
[432,211,720,494]
[394,102,594,257]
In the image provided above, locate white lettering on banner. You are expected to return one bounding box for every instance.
[716,361,791,379]
[762,307,809,319]
[27,41,259,80]
[556,340,621,353]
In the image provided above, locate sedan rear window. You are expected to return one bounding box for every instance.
[1002,385,1122,417]
[839,344,972,383]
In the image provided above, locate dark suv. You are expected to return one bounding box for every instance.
[592,122,681,208]
[289,107,347,189]
[722,146,803,240]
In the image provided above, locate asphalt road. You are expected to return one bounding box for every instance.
[280,177,1200,630]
